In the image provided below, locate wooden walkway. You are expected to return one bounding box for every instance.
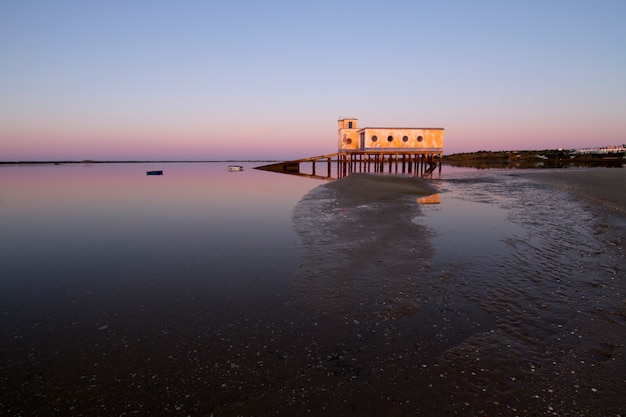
[256,150,442,180]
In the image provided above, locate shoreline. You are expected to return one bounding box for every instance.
[288,169,625,415]
[0,160,280,165]
[523,168,626,221]
[2,167,624,416]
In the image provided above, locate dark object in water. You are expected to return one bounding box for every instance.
[146,170,163,176]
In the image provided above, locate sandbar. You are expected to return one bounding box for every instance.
[288,168,625,416]
[525,168,626,219]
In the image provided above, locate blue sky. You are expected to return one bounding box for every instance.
[1,0,625,160]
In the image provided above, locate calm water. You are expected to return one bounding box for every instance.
[0,162,322,415]
[1,163,624,416]
[0,163,320,329]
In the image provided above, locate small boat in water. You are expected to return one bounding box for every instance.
[228,165,243,172]
[146,170,163,176]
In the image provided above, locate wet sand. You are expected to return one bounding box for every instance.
[288,169,625,416]
[527,168,626,219]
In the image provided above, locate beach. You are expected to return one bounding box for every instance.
[1,166,624,416]
[286,168,625,416]
[527,168,626,219]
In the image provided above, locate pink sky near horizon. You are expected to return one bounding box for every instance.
[3,114,622,161]
[1,1,624,161]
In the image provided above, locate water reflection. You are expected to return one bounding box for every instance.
[1,163,313,280]
[256,156,443,180]
[2,163,624,416]
[0,164,322,322]
[0,162,332,414]
[417,193,440,204]
[419,188,525,259]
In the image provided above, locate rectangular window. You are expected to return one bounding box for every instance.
[348,122,353,128]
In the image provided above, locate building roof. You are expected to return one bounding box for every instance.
[358,127,444,131]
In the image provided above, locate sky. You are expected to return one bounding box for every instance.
[1,0,625,161]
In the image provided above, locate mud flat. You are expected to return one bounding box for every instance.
[287,170,625,416]
[527,168,626,219]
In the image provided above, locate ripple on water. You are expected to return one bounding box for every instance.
[418,173,626,415]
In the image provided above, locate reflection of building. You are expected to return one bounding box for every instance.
[417,194,441,204]
[338,118,444,153]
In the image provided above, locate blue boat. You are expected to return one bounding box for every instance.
[146,170,163,176]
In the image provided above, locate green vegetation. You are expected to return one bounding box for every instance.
[443,148,624,169]
[444,149,571,161]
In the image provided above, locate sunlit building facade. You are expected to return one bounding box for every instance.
[337,118,444,153]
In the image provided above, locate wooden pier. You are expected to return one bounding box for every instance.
[256,150,442,180]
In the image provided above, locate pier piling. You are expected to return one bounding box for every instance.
[256,151,442,180]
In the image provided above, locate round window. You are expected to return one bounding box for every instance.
[402,136,409,142]
[346,138,352,145]
[371,135,378,142]
[417,135,424,142]
[387,136,393,142]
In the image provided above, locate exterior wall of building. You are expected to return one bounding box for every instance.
[360,128,444,151]
[338,118,360,151]
[338,118,357,129]
[338,118,444,152]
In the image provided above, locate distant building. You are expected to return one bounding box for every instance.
[574,145,626,155]
[337,118,444,153]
